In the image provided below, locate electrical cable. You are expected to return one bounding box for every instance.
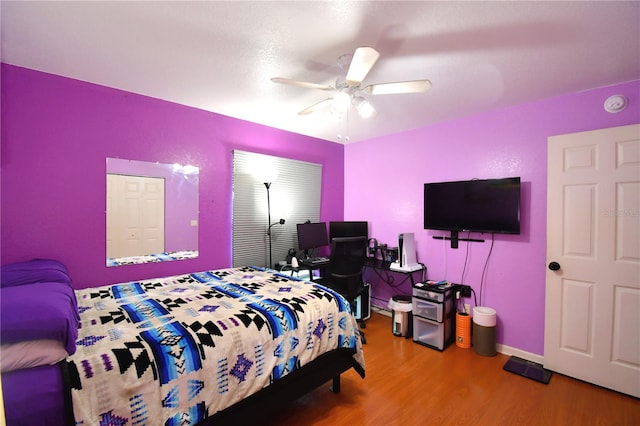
[387,272,414,289]
[370,264,425,289]
[370,267,395,286]
[442,233,448,279]
[460,230,472,284]
[478,233,495,306]
[470,287,478,310]
[458,286,479,313]
[417,263,428,282]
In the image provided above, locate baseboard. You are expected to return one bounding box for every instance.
[497,344,544,365]
[370,305,544,364]
[371,306,391,317]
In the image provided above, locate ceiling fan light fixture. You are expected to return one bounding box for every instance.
[353,96,377,118]
[332,91,351,113]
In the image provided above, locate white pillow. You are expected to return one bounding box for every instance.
[1,339,68,372]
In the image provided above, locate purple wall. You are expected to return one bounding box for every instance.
[1,64,345,288]
[345,80,640,355]
[2,62,638,356]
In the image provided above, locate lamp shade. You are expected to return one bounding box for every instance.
[248,156,279,183]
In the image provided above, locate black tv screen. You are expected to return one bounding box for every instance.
[329,221,368,241]
[424,177,521,234]
[297,222,329,250]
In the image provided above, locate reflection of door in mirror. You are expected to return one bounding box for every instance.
[107,174,165,258]
[106,158,199,267]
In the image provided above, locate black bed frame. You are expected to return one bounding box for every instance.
[62,348,361,425]
[203,348,362,424]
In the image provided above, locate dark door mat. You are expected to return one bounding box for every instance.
[503,356,553,384]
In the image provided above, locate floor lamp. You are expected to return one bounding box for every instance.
[264,182,285,268]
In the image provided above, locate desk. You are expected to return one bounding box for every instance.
[276,260,329,282]
[298,259,330,282]
[364,259,426,286]
[280,259,426,287]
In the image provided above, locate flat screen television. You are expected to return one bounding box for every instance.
[424,177,521,235]
[296,222,329,252]
[329,221,368,241]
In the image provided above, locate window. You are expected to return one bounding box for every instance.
[232,150,322,267]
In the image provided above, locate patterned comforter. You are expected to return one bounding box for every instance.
[67,267,365,425]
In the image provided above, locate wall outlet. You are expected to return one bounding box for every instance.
[460,285,472,298]
[464,303,471,314]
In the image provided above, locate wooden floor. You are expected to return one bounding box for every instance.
[267,311,639,426]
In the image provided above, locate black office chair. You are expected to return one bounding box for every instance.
[318,236,368,344]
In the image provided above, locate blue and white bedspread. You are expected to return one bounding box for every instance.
[66,267,365,425]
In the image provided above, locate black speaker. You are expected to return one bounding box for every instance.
[354,283,371,321]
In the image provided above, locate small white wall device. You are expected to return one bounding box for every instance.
[390,232,422,272]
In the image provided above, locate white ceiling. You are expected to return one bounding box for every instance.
[2,1,639,143]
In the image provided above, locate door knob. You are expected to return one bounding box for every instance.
[548,261,561,271]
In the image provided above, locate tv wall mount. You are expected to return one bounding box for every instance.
[433,231,485,249]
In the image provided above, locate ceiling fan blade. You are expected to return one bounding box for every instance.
[345,47,380,86]
[271,77,335,91]
[298,98,333,115]
[363,80,432,95]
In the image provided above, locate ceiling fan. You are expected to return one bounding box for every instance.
[272,46,432,119]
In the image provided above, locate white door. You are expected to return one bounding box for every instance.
[545,124,640,397]
[107,174,165,258]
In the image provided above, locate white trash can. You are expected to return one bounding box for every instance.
[388,295,413,337]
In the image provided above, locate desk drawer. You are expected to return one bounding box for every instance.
[412,298,443,322]
[412,287,447,302]
[412,316,452,351]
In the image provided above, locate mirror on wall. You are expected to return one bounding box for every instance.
[106,158,199,267]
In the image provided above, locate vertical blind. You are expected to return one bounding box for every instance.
[232,150,322,268]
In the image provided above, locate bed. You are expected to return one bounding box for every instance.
[1,260,365,425]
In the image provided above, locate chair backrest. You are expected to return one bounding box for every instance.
[328,236,367,284]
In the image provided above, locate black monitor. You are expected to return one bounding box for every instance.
[296,222,329,255]
[329,221,368,241]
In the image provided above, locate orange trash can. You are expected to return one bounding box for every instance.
[456,312,472,348]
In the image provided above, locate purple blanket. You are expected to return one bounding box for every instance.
[0,258,79,354]
[1,258,71,288]
[1,282,79,354]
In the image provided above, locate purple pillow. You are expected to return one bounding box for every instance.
[1,258,71,288]
[0,282,79,354]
